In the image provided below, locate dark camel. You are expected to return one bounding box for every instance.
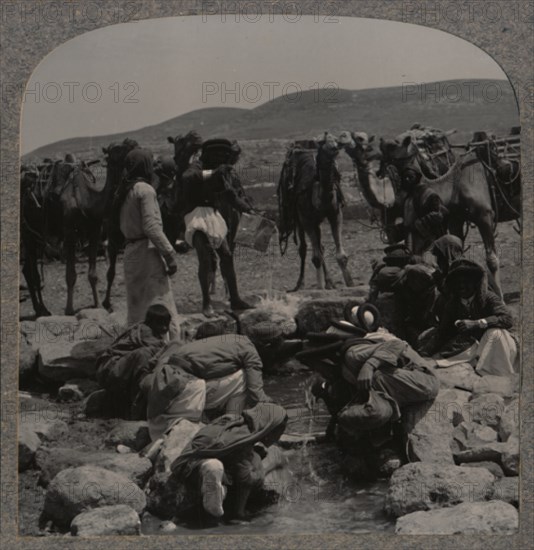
[278,134,354,291]
[21,157,105,316]
[470,130,521,227]
[20,164,63,316]
[374,133,515,298]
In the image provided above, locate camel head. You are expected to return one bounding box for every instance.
[339,131,378,168]
[102,138,139,169]
[316,132,340,161]
[167,131,203,165]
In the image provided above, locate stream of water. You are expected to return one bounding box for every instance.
[142,373,394,535]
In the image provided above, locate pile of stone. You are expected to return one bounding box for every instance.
[384,369,519,534]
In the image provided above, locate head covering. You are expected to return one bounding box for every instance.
[246,321,283,345]
[393,264,436,293]
[124,148,154,184]
[113,148,154,214]
[382,243,413,267]
[432,235,464,271]
[343,302,381,333]
[201,138,233,165]
[337,390,400,434]
[445,259,485,291]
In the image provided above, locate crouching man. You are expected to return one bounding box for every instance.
[169,403,287,521]
[420,259,518,376]
[299,303,440,476]
[95,304,171,419]
[145,333,272,441]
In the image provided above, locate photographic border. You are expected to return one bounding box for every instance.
[1,0,532,547]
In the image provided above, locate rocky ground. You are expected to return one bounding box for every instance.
[17,219,521,536]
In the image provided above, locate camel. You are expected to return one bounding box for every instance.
[20,164,62,316]
[356,132,517,299]
[470,130,521,230]
[278,133,354,291]
[21,156,106,316]
[101,139,140,311]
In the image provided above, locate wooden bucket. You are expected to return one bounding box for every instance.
[235,213,278,253]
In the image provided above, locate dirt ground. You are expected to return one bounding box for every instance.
[19,218,521,321]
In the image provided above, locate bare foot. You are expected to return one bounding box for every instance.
[203,304,216,318]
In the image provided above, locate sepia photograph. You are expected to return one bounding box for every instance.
[10,5,525,540]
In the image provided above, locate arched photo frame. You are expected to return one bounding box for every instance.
[1,1,532,547]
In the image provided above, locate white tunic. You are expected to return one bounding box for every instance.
[119,181,181,339]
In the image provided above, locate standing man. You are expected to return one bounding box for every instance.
[181,139,253,317]
[115,148,181,339]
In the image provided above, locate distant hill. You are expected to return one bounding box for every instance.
[24,79,519,161]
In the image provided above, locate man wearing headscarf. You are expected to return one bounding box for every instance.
[422,259,518,376]
[116,148,181,339]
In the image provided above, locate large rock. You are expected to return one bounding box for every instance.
[453,436,518,475]
[469,393,505,427]
[38,336,114,382]
[461,461,504,478]
[34,313,121,382]
[385,462,495,517]
[36,447,153,487]
[403,389,471,464]
[501,436,519,476]
[18,424,42,471]
[44,466,146,527]
[453,421,498,451]
[240,306,298,339]
[104,422,151,452]
[472,375,519,398]
[428,363,479,391]
[489,477,519,507]
[71,505,140,536]
[18,416,68,471]
[76,308,114,325]
[395,501,518,534]
[154,419,203,474]
[498,398,519,442]
[295,297,363,335]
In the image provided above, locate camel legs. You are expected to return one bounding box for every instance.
[328,211,354,287]
[103,226,124,311]
[87,225,101,309]
[22,251,51,317]
[308,225,334,290]
[64,237,77,315]
[290,226,307,292]
[477,211,503,300]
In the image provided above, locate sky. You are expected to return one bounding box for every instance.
[21,15,508,154]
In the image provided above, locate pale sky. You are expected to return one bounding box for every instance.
[21,15,508,154]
